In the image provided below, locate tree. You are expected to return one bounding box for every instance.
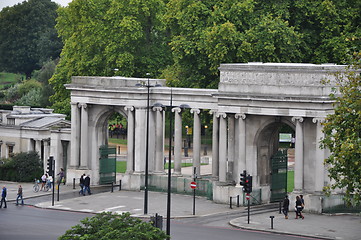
[0,0,62,78]
[50,0,171,116]
[59,212,168,240]
[321,52,361,205]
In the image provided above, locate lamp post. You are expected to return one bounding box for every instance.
[166,88,189,238]
[144,73,150,215]
[166,88,173,237]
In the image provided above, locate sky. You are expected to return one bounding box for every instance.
[0,0,72,10]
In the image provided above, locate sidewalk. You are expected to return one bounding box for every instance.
[1,181,360,240]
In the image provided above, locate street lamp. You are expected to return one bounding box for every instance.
[136,73,162,215]
[166,88,189,237]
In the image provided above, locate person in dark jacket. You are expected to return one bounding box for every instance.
[16,185,24,205]
[83,175,91,196]
[282,195,290,219]
[295,195,304,219]
[79,173,86,195]
[0,185,7,208]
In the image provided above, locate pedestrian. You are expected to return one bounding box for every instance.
[16,185,24,205]
[40,173,47,191]
[79,173,85,195]
[47,174,53,189]
[0,185,7,208]
[282,195,290,219]
[295,195,304,219]
[83,174,91,195]
[57,168,65,185]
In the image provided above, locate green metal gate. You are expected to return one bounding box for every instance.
[99,145,116,184]
[270,150,288,202]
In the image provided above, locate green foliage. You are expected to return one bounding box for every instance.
[0,151,43,182]
[59,212,168,240]
[0,0,62,78]
[321,52,361,205]
[50,0,171,116]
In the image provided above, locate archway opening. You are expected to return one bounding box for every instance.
[257,120,295,202]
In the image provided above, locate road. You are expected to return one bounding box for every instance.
[0,204,319,240]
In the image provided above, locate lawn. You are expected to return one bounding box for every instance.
[287,170,294,193]
[0,72,23,89]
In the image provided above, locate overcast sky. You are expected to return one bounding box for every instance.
[0,0,72,10]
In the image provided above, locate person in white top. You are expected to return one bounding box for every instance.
[40,174,47,191]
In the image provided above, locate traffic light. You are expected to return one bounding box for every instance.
[244,175,253,193]
[47,156,54,176]
[240,170,247,186]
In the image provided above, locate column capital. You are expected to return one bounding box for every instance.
[152,106,164,112]
[209,109,218,115]
[78,103,87,109]
[190,108,200,115]
[292,116,304,123]
[172,107,182,113]
[124,106,135,111]
[216,112,227,119]
[312,117,326,124]
[70,102,78,106]
[235,113,246,120]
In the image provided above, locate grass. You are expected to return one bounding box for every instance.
[287,170,294,193]
[0,72,23,89]
[116,161,127,173]
[109,138,127,145]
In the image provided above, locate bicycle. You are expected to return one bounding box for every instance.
[33,179,40,192]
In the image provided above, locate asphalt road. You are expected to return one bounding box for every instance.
[0,205,319,240]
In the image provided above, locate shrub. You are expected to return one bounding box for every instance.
[59,212,168,240]
[0,151,43,182]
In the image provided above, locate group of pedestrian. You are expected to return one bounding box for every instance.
[0,184,24,208]
[40,173,53,191]
[79,174,91,196]
[282,194,305,219]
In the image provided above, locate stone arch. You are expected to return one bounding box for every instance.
[255,117,295,187]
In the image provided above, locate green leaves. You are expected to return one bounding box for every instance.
[59,212,168,240]
[321,53,361,205]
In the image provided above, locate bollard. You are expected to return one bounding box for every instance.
[119,180,122,191]
[111,182,114,193]
[279,200,282,214]
[270,216,275,229]
[73,178,76,189]
[151,213,163,230]
[237,195,240,207]
[230,196,233,209]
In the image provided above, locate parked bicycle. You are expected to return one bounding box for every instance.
[33,178,51,192]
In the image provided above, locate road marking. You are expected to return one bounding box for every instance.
[104,205,126,211]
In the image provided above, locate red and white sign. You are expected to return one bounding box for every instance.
[190,181,197,189]
[246,193,250,200]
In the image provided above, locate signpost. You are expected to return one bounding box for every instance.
[192,167,197,215]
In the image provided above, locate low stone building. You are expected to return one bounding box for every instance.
[0,106,71,176]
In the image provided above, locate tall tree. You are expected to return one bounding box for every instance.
[321,52,361,205]
[0,0,62,78]
[50,0,171,116]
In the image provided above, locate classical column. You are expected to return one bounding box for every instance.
[153,106,164,173]
[79,103,88,169]
[235,113,246,183]
[134,108,146,172]
[35,139,42,156]
[191,108,201,177]
[173,107,183,175]
[125,106,135,174]
[292,117,304,191]
[210,110,219,179]
[218,112,227,182]
[43,139,50,166]
[228,115,235,181]
[313,118,325,192]
[70,102,80,167]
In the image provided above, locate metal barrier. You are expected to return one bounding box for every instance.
[111,180,122,192]
[150,213,163,230]
[229,195,240,209]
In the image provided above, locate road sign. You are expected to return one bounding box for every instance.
[190,181,197,189]
[246,193,250,200]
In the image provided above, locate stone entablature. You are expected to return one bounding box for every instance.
[218,63,344,97]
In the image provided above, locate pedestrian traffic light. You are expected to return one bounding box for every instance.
[240,170,247,186]
[47,156,54,176]
[244,175,253,193]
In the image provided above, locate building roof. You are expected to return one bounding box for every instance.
[20,117,70,129]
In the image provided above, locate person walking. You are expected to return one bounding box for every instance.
[83,174,91,196]
[16,185,24,205]
[57,168,65,185]
[79,173,85,195]
[0,185,7,208]
[295,195,304,219]
[282,195,290,219]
